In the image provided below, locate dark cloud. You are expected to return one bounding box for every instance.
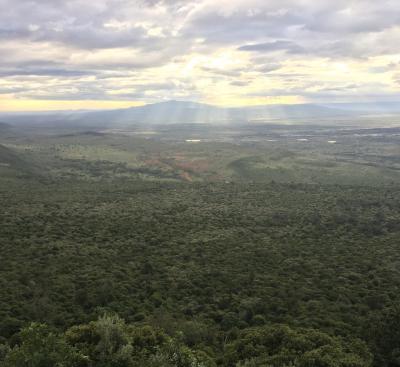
[130,82,179,91]
[230,80,250,86]
[238,41,304,54]
[304,2,400,34]
[201,67,244,77]
[0,86,31,94]
[0,68,95,77]
[256,64,282,73]
[316,84,359,93]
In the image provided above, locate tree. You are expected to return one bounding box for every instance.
[3,323,87,367]
[368,306,400,366]
[66,314,133,367]
[224,325,372,367]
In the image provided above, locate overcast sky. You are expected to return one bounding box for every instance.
[1,0,400,110]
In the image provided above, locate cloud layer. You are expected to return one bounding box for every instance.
[1,0,400,110]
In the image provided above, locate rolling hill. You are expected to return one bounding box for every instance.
[0,144,34,176]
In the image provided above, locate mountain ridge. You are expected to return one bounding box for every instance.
[1,100,399,127]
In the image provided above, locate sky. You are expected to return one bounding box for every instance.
[1,0,400,111]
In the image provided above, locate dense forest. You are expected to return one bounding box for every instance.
[0,127,400,366]
[1,178,400,366]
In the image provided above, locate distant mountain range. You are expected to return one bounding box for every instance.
[0,122,11,129]
[1,100,400,128]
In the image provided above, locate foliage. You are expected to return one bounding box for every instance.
[2,317,372,367]
[225,325,372,366]
[2,316,215,367]
[2,323,87,367]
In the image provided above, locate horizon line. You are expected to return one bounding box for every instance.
[1,99,400,114]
